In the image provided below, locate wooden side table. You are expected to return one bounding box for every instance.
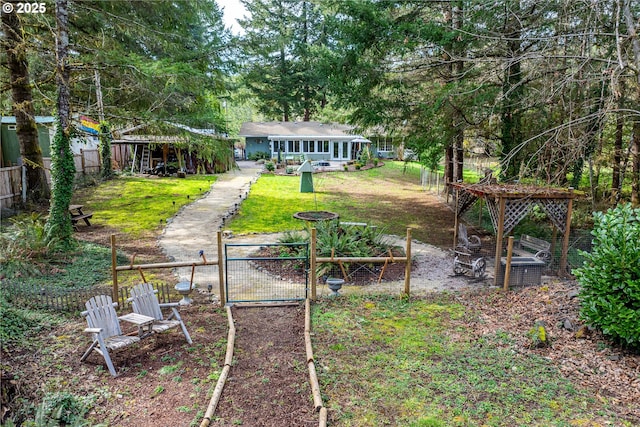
[119,312,155,338]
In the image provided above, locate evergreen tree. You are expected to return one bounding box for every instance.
[238,0,327,121]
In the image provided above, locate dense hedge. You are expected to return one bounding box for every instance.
[575,204,640,348]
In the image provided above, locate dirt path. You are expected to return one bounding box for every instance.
[211,305,318,427]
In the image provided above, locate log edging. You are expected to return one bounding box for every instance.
[200,305,235,427]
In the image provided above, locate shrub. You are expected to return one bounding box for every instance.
[265,162,275,172]
[574,203,640,348]
[248,151,270,161]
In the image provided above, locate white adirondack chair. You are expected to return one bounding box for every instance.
[80,295,140,377]
[128,283,193,345]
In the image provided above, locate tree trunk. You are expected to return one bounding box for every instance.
[499,16,523,182]
[452,1,464,183]
[45,0,76,249]
[612,111,624,202]
[632,120,640,206]
[1,8,50,204]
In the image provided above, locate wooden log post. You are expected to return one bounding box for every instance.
[217,231,225,307]
[404,228,412,296]
[311,228,317,300]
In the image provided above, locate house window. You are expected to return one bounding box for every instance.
[378,140,394,151]
[288,140,300,153]
[319,141,329,153]
[303,140,316,153]
[273,141,285,155]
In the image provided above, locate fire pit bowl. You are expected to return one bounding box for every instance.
[293,211,339,222]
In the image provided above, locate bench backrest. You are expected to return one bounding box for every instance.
[83,295,123,339]
[129,283,164,320]
[520,234,551,251]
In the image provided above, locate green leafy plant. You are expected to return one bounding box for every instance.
[0,214,57,277]
[0,294,65,346]
[265,161,275,172]
[45,121,77,251]
[574,203,640,347]
[21,391,94,426]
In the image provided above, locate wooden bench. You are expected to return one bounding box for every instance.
[513,234,552,265]
[69,204,93,230]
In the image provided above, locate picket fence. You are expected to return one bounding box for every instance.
[0,281,173,312]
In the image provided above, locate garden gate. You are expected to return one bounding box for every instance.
[224,242,309,303]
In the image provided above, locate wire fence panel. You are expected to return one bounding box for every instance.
[225,243,308,303]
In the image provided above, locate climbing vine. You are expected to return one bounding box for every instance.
[99,122,113,179]
[45,120,76,251]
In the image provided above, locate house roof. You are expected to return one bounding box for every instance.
[239,121,362,140]
[1,116,55,124]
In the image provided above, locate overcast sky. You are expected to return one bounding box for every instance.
[217,0,248,34]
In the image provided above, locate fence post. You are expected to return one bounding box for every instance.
[111,234,118,300]
[80,149,86,175]
[217,231,225,307]
[404,228,412,297]
[311,228,317,300]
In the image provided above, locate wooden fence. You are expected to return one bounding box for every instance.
[0,166,22,209]
[0,149,100,209]
[0,281,173,312]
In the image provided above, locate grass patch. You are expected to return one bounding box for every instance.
[79,175,216,236]
[312,295,621,426]
[229,161,462,242]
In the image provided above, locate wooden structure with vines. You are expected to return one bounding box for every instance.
[449,179,582,285]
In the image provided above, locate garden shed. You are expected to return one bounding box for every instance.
[449,179,582,285]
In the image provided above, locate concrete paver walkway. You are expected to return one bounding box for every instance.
[159,161,262,286]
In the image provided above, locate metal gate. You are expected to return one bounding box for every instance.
[225,242,309,303]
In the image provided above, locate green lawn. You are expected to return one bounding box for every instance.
[81,175,216,235]
[312,295,627,427]
[229,161,476,240]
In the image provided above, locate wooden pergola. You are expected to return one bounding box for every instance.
[449,181,582,285]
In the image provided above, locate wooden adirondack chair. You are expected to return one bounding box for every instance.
[128,283,193,345]
[80,295,140,377]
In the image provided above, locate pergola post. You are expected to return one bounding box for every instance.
[493,196,506,287]
[453,188,459,248]
[558,188,574,277]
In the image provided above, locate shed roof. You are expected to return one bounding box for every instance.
[239,121,359,138]
[1,116,55,124]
